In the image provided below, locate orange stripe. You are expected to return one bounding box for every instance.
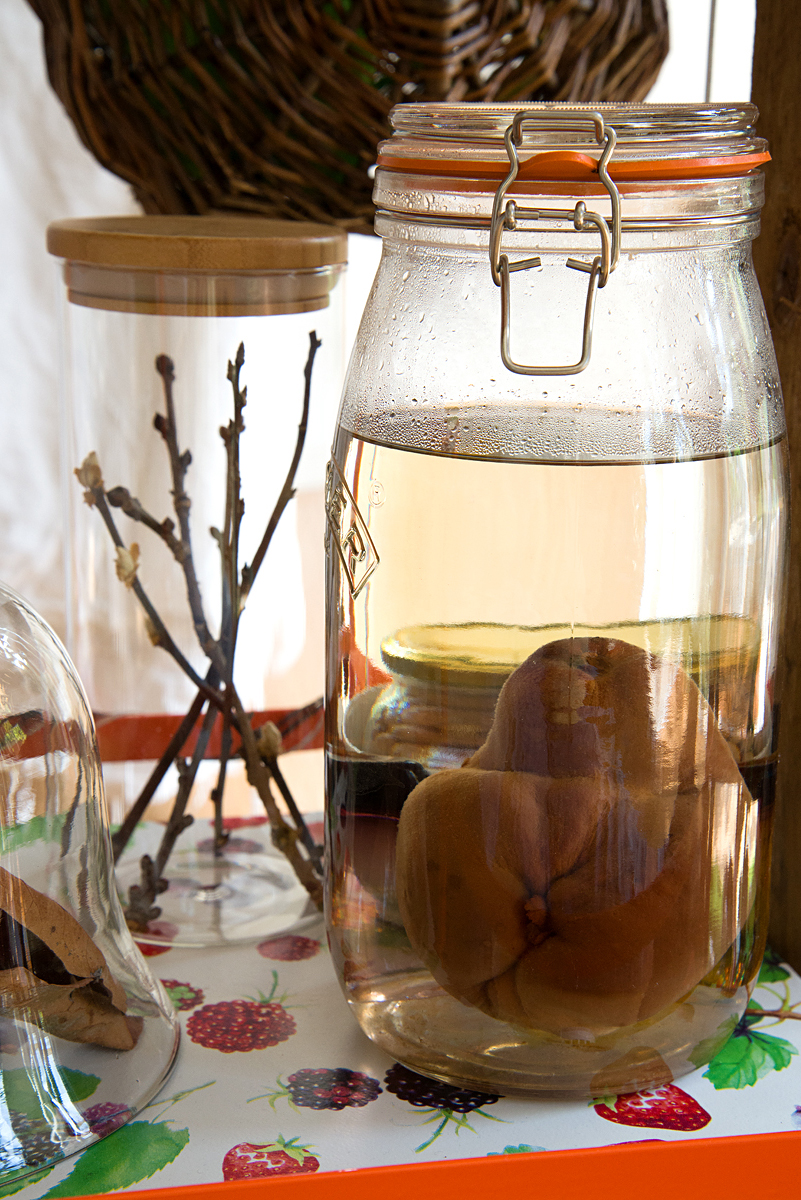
[94,707,323,762]
[377,149,771,184]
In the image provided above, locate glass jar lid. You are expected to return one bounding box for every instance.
[374,103,768,229]
[378,102,768,182]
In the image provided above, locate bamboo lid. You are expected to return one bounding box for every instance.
[47,216,347,271]
[46,216,348,316]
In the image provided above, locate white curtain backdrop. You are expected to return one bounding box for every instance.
[0,0,141,636]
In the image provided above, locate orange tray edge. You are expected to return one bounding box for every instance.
[76,1129,801,1200]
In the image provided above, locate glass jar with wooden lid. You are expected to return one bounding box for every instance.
[49,216,347,947]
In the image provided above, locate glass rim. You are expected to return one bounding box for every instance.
[388,102,764,149]
[379,103,768,187]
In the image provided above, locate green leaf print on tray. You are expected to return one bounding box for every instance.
[487,1145,547,1155]
[2,1070,100,1122]
[699,1006,798,1090]
[40,1123,189,1197]
[758,947,791,985]
[0,1070,102,1198]
[0,815,67,855]
[688,1015,739,1070]
[687,948,801,1091]
[0,1082,209,1198]
[704,1027,797,1090]
[0,1167,53,1199]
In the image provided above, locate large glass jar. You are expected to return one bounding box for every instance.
[324,104,789,1098]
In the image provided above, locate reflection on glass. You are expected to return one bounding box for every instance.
[0,582,178,1185]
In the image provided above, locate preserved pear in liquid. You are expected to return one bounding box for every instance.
[325,428,786,1097]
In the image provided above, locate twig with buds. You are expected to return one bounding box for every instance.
[76,334,324,924]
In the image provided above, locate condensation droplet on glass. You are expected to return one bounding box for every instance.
[402,271,410,282]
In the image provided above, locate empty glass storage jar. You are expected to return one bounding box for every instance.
[325,104,789,1098]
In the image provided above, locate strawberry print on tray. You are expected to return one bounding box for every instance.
[222,1136,319,1180]
[594,1085,711,1131]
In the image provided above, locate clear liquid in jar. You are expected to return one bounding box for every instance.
[325,430,787,1097]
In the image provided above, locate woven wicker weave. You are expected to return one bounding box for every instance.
[28,0,668,232]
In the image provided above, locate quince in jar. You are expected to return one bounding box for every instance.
[395,637,752,1035]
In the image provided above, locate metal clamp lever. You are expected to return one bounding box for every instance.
[489,111,621,376]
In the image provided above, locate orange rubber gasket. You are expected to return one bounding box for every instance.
[377,149,771,183]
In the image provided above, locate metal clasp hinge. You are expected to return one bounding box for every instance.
[489,111,622,376]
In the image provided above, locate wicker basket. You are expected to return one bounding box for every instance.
[28,0,668,233]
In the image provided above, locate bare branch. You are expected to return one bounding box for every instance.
[218,342,247,677]
[107,486,182,559]
[241,331,321,602]
[211,689,234,857]
[124,698,220,926]
[124,856,168,932]
[155,355,224,673]
[231,687,323,910]
[746,1008,801,1021]
[111,669,218,861]
[77,471,223,710]
[263,753,322,866]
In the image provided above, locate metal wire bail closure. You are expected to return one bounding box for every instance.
[489,110,622,376]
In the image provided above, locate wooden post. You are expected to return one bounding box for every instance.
[751,0,801,969]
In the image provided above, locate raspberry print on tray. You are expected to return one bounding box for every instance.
[83,1101,134,1137]
[187,971,295,1052]
[257,935,321,962]
[384,1063,504,1152]
[161,980,205,1012]
[254,1068,382,1111]
[135,919,179,957]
